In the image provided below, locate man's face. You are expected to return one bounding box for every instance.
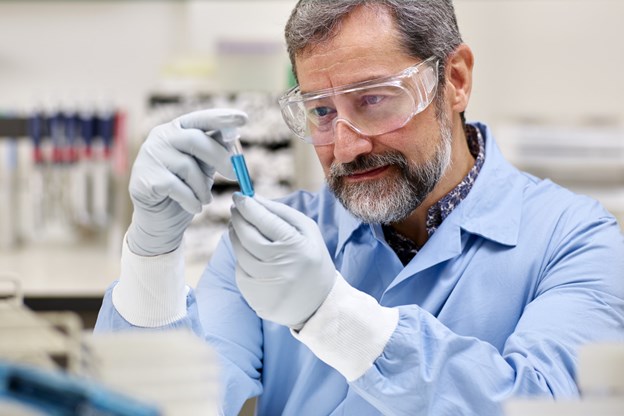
[295,6,453,224]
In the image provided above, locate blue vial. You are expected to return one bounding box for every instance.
[222,128,254,197]
[231,153,254,197]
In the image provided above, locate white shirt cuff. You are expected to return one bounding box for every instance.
[292,273,399,381]
[112,234,188,327]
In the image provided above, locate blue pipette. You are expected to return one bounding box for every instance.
[221,127,254,197]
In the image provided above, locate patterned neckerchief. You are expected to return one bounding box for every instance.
[382,124,485,265]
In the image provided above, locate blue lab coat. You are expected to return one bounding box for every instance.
[96,122,624,416]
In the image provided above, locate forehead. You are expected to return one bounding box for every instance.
[295,5,417,93]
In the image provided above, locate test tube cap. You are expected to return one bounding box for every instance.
[221,127,240,143]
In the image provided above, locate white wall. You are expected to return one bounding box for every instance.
[456,0,624,127]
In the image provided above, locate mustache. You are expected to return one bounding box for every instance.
[329,151,409,177]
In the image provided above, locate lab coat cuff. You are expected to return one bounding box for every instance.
[292,272,399,382]
[112,233,189,327]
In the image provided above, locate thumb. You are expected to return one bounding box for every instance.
[252,194,317,237]
[232,193,300,242]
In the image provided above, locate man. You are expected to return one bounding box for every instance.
[95,1,624,415]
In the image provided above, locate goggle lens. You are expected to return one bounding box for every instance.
[279,57,439,145]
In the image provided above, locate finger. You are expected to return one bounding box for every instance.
[149,169,202,214]
[167,128,236,180]
[236,193,315,237]
[196,158,216,178]
[228,223,262,277]
[230,206,281,255]
[229,220,290,279]
[177,109,247,132]
[252,194,313,228]
[231,193,300,243]
[160,150,214,205]
[230,204,299,263]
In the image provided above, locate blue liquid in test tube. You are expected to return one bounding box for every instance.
[231,153,254,197]
[222,128,254,197]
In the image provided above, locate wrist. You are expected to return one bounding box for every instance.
[112,233,188,327]
[292,273,399,381]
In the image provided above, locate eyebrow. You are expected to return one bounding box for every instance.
[300,69,400,95]
[300,64,420,98]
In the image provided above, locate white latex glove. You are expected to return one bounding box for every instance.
[229,193,337,329]
[127,109,247,256]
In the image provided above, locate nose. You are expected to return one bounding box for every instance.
[332,119,373,164]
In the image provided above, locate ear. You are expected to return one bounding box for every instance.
[445,43,474,113]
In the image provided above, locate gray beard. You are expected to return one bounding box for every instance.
[327,115,453,225]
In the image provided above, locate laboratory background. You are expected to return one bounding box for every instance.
[0,1,623,415]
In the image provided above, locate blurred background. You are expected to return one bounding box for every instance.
[1,1,623,414]
[0,0,623,328]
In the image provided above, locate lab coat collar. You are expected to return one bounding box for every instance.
[334,122,524,258]
[335,200,364,257]
[456,122,523,248]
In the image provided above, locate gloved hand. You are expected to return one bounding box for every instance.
[229,193,337,329]
[127,109,247,256]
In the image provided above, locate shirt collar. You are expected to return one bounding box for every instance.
[381,125,485,264]
[425,124,485,236]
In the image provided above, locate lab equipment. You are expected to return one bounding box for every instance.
[92,109,115,227]
[221,127,254,197]
[0,277,157,415]
[0,99,127,279]
[497,122,624,229]
[83,331,220,416]
[71,109,94,227]
[0,361,160,416]
[0,119,18,249]
[504,343,624,416]
[21,111,46,243]
[1,276,219,415]
[46,109,75,241]
[278,56,439,145]
[0,274,82,372]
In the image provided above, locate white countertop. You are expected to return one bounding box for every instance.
[0,240,208,298]
[0,241,120,298]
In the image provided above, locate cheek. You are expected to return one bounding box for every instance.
[379,126,433,163]
[314,145,334,176]
[388,109,442,161]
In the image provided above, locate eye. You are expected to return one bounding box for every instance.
[361,95,384,106]
[309,106,336,121]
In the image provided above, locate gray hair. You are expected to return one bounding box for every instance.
[285,0,462,88]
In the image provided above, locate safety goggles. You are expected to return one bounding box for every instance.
[278,56,439,145]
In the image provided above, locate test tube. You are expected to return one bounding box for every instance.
[221,127,254,197]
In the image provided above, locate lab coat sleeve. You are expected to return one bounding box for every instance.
[294,209,624,416]
[194,235,264,416]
